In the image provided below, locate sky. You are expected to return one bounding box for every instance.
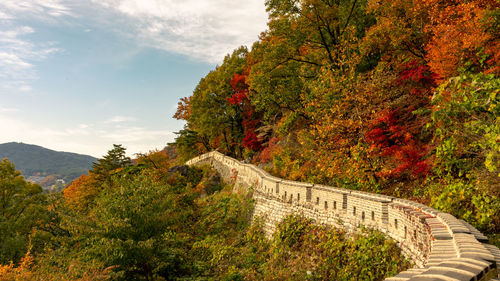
[0,0,268,158]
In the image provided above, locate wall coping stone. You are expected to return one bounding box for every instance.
[281,179,314,188]
[313,184,351,195]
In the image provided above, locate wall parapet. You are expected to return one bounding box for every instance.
[187,151,500,281]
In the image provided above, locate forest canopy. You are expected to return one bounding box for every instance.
[174,0,500,236]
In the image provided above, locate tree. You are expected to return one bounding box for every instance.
[173,96,192,121]
[248,0,373,130]
[64,145,132,213]
[430,74,499,185]
[91,144,131,181]
[176,47,249,158]
[63,173,100,213]
[172,129,210,162]
[422,0,500,79]
[135,149,171,171]
[227,72,262,151]
[363,0,429,65]
[0,159,49,264]
[82,173,191,280]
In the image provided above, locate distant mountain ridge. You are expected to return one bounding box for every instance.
[0,142,97,188]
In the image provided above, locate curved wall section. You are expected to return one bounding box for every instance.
[187,151,500,281]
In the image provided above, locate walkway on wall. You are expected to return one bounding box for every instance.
[187,151,500,281]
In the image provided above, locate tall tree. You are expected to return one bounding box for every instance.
[92,144,131,181]
[248,0,372,130]
[65,144,132,213]
[175,47,249,158]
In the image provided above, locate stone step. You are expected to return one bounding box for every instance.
[410,257,496,281]
[385,269,426,281]
[458,219,489,243]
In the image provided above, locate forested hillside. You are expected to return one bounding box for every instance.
[0,142,97,188]
[0,146,408,280]
[173,0,499,240]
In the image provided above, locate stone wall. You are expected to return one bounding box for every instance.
[187,151,500,281]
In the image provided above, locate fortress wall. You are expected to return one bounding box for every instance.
[187,151,500,281]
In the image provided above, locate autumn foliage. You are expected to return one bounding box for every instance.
[63,173,100,212]
[422,0,500,79]
[364,61,437,179]
[1,1,498,279]
[227,72,262,151]
[173,0,499,234]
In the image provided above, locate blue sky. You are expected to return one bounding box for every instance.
[0,0,268,157]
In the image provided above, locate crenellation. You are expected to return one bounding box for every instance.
[187,151,500,281]
[313,184,349,215]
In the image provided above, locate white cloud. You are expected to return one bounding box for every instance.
[0,0,268,88]
[102,126,174,142]
[105,115,137,123]
[0,106,19,113]
[0,0,73,20]
[91,0,268,63]
[0,26,61,91]
[18,85,32,92]
[0,27,36,80]
[0,114,175,157]
[0,1,67,92]
[0,10,13,19]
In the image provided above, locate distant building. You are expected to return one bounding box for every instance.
[26,176,45,184]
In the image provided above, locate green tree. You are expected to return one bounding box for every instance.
[92,144,131,181]
[0,159,50,264]
[172,129,210,162]
[248,0,372,130]
[82,172,191,280]
[428,73,500,232]
[180,47,249,158]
